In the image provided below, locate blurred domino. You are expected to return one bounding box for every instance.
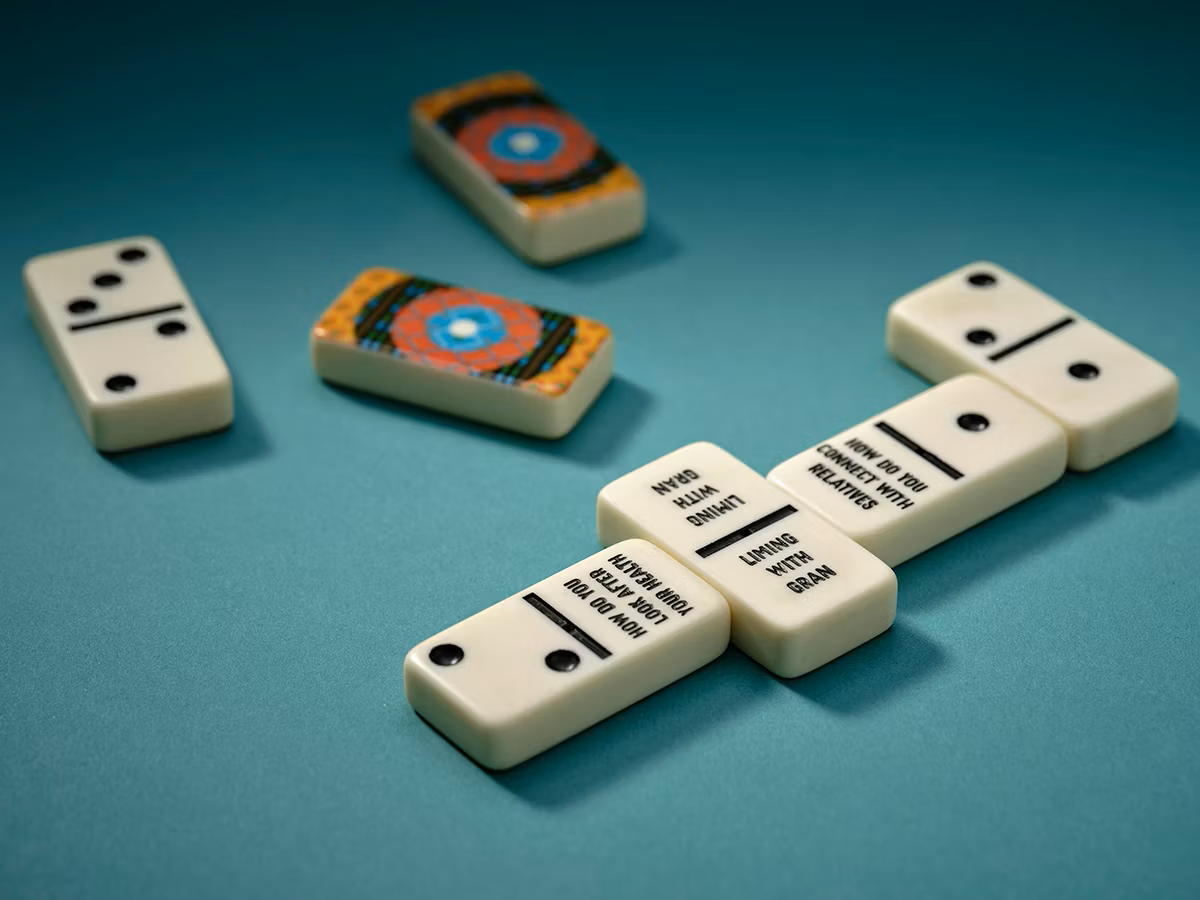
[887,262,1178,470]
[768,375,1068,566]
[411,71,645,265]
[404,539,729,770]
[597,442,896,679]
[311,268,613,438]
[23,236,233,452]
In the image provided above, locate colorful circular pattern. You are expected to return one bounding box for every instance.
[389,288,542,372]
[457,106,596,185]
[488,124,563,164]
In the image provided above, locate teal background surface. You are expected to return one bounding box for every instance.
[2,2,1199,897]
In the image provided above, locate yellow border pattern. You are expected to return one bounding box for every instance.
[411,71,642,221]
[412,71,539,122]
[312,267,407,345]
[524,315,610,397]
[311,268,610,397]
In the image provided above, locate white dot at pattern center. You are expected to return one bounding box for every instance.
[447,318,480,340]
[508,130,540,155]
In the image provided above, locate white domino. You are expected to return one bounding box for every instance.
[411,71,645,265]
[887,262,1178,471]
[597,443,896,679]
[404,539,729,770]
[24,237,233,452]
[768,375,1068,566]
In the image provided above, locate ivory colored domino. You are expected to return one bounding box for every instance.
[768,375,1068,566]
[411,71,645,265]
[23,236,233,452]
[887,262,1178,470]
[404,539,729,770]
[597,442,896,679]
[311,268,613,438]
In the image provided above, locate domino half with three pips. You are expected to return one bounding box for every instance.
[24,237,233,452]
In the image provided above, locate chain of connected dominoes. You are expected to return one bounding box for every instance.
[406,261,1178,770]
[20,71,1179,772]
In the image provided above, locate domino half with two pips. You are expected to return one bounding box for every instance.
[404,539,730,770]
[24,237,233,452]
[887,262,1178,470]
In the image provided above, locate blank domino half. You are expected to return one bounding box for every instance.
[23,236,233,452]
[887,262,1178,470]
[597,442,897,679]
[311,268,613,438]
[768,375,1068,566]
[404,539,729,770]
[411,71,646,265]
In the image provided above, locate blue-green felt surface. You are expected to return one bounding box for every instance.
[2,2,1199,898]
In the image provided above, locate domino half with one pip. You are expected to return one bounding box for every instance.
[405,539,729,770]
[888,262,1178,470]
[411,72,645,265]
[769,375,1068,566]
[24,237,233,452]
